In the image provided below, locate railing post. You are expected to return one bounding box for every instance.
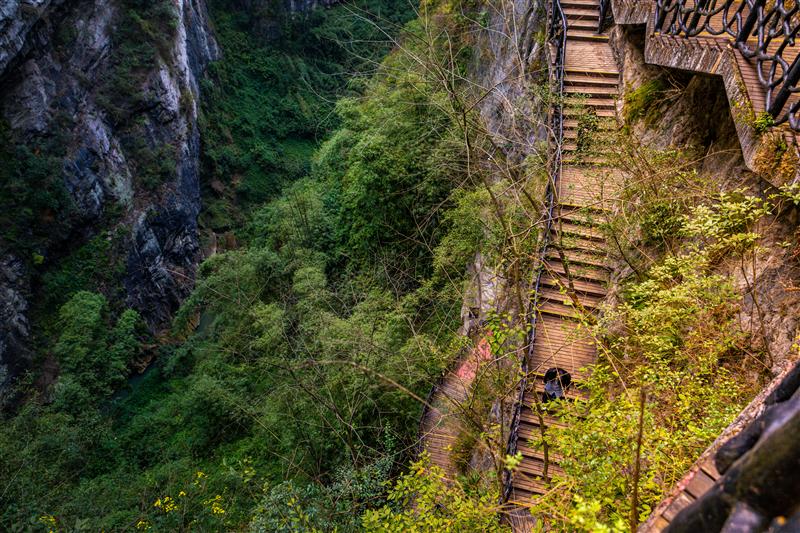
[736,0,764,46]
[656,0,673,33]
[687,0,710,35]
[598,0,610,34]
[768,55,800,118]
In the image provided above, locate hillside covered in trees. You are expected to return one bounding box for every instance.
[2,0,800,531]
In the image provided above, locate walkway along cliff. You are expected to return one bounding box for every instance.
[502,0,622,529]
[504,0,800,530]
[416,0,800,529]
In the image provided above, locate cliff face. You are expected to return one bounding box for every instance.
[0,0,218,402]
[460,0,548,331]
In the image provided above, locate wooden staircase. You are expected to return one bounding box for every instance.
[418,337,493,482]
[506,1,620,529]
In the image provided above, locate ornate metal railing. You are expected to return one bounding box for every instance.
[599,0,611,32]
[654,0,800,129]
[500,0,567,504]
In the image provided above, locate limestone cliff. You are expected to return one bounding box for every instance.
[0,0,218,403]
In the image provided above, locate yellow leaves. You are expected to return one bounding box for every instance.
[503,452,523,471]
[38,514,57,533]
[203,494,226,515]
[153,495,178,513]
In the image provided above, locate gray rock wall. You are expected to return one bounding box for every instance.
[0,0,218,404]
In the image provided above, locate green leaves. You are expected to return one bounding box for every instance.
[52,292,144,411]
[361,455,509,533]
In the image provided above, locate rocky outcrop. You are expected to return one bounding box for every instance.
[0,0,218,404]
[664,362,800,533]
[0,255,30,401]
[476,0,548,158]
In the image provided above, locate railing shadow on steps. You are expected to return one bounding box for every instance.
[500,0,567,506]
[652,0,800,130]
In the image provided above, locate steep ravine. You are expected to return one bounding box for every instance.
[0,0,370,404]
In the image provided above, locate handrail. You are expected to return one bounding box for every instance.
[500,0,567,504]
[599,0,611,33]
[653,0,800,129]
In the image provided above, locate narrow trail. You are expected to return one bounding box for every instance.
[506,0,621,529]
[418,337,492,478]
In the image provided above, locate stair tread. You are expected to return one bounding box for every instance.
[564,85,619,95]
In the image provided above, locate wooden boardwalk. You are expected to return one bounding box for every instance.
[507,1,620,529]
[419,337,492,479]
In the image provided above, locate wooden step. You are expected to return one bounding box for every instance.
[567,19,601,32]
[516,456,566,479]
[539,286,602,309]
[561,0,599,8]
[564,85,619,96]
[564,72,619,86]
[563,117,616,130]
[518,407,569,429]
[563,106,616,118]
[531,332,597,361]
[540,273,606,298]
[547,248,608,269]
[567,29,608,42]
[557,205,607,225]
[565,66,619,76]
[516,432,566,460]
[531,345,596,378]
[510,475,550,496]
[545,258,607,282]
[553,219,605,241]
[537,299,586,320]
[551,231,606,253]
[565,96,616,110]
[564,7,599,20]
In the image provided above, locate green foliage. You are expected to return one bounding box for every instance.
[250,454,395,532]
[199,0,415,215]
[361,455,509,533]
[0,295,146,529]
[52,292,143,411]
[623,78,667,126]
[35,231,127,329]
[312,18,480,280]
[753,111,775,134]
[0,120,73,252]
[682,189,770,259]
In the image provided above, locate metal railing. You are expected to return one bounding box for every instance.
[654,0,800,129]
[599,0,611,33]
[500,0,567,504]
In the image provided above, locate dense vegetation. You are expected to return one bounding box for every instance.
[199,0,414,227]
[1,0,787,530]
[0,1,497,530]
